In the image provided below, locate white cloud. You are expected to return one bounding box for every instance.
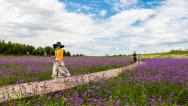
[99,10,107,17]
[105,0,138,11]
[82,5,90,10]
[130,0,188,47]
[0,0,188,56]
[67,2,91,12]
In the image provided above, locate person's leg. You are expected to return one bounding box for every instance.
[59,61,71,77]
[134,57,136,63]
[62,66,71,77]
[52,61,58,81]
[57,61,66,78]
[139,58,142,63]
[57,65,65,78]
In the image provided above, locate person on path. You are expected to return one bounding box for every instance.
[52,42,71,82]
[137,54,142,64]
[133,52,137,63]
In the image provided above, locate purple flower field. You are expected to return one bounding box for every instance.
[135,58,188,86]
[57,58,188,105]
[0,57,188,105]
[0,56,132,86]
[0,57,132,67]
[0,56,132,76]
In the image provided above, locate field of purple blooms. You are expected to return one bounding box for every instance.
[134,58,188,85]
[1,57,188,105]
[0,56,132,86]
[3,58,187,106]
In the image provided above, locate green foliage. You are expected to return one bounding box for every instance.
[44,46,52,55]
[0,39,71,56]
[169,50,188,54]
[72,54,84,56]
[66,51,71,56]
[141,50,188,58]
[34,47,45,56]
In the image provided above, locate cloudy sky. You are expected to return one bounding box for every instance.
[0,0,187,56]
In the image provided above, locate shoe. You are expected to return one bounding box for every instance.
[67,73,71,77]
[52,78,59,83]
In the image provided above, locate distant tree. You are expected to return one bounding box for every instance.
[79,54,84,56]
[26,51,30,55]
[118,54,122,56]
[44,46,52,55]
[0,39,72,56]
[50,48,55,55]
[28,46,35,55]
[66,51,71,56]
[0,40,4,54]
[105,54,109,57]
[63,49,66,56]
[34,47,45,56]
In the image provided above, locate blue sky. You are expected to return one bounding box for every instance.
[59,0,164,19]
[0,0,187,56]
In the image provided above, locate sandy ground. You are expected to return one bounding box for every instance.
[0,63,138,102]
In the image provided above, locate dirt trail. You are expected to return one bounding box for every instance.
[0,64,138,102]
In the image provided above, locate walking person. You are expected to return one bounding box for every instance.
[52,42,71,82]
[133,52,137,63]
[137,54,142,64]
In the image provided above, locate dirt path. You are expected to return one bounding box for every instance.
[0,64,138,102]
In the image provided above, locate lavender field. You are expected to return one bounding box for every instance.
[135,58,188,85]
[0,56,132,86]
[1,57,188,105]
[36,58,187,105]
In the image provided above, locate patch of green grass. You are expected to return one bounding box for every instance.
[141,51,188,58]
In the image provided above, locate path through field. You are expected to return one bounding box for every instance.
[0,63,138,102]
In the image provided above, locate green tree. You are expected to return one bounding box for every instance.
[34,47,45,56]
[50,48,55,56]
[66,51,71,56]
[44,46,52,55]
[0,39,72,56]
[63,50,66,56]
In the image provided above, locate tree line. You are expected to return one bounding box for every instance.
[0,39,71,56]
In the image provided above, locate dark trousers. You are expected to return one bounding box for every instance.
[133,57,137,63]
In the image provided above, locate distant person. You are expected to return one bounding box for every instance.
[137,54,142,64]
[133,52,137,63]
[52,42,71,82]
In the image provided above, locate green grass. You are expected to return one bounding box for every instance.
[141,50,188,58]
[4,69,188,106]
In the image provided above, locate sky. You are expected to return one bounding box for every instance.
[0,0,187,56]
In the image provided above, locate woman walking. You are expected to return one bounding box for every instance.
[52,42,71,82]
[137,54,142,64]
[133,52,137,63]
